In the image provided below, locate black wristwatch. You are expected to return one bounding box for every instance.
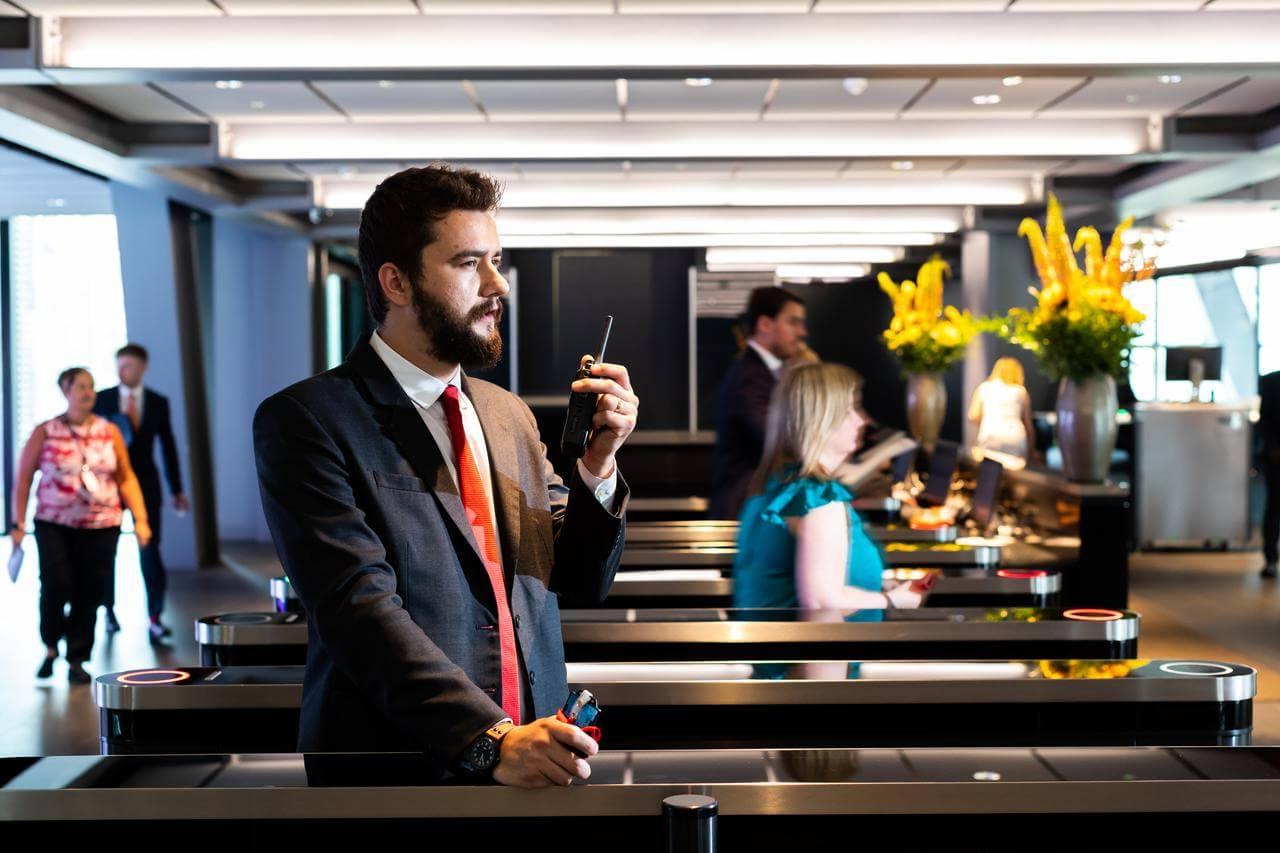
[456,718,515,779]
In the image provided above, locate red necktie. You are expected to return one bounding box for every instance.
[440,385,521,723]
[126,393,140,431]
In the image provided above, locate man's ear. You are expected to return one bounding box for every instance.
[379,262,413,310]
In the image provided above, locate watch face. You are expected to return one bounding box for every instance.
[469,736,498,770]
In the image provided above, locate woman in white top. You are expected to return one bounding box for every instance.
[968,357,1035,463]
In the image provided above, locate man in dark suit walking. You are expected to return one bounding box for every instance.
[1260,370,1280,578]
[710,287,807,520]
[254,165,637,787]
[94,343,188,640]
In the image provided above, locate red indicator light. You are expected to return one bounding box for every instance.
[117,669,192,685]
[996,569,1047,579]
[1063,608,1123,622]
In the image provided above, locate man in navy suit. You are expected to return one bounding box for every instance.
[255,165,636,786]
[1261,370,1280,579]
[94,343,188,640]
[710,287,807,520]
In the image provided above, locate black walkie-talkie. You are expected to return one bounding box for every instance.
[560,315,614,459]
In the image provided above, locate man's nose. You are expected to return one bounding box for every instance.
[484,265,510,297]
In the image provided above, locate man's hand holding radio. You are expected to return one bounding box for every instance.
[493,716,599,788]
[571,355,639,479]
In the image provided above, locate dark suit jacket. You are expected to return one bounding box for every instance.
[94,385,183,501]
[253,335,628,768]
[1261,371,1280,463]
[710,346,777,520]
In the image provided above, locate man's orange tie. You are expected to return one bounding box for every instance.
[126,393,140,431]
[441,385,521,723]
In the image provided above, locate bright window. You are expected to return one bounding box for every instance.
[8,215,128,524]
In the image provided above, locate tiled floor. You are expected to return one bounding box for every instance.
[1,538,1277,755]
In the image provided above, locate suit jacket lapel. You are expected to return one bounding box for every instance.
[349,337,486,571]
[462,375,522,574]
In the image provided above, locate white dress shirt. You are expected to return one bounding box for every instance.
[746,339,784,378]
[369,333,618,548]
[119,383,145,422]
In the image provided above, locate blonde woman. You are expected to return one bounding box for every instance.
[732,362,922,613]
[968,357,1035,462]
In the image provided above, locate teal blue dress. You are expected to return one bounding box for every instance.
[732,473,887,610]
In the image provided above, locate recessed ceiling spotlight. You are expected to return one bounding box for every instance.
[684,77,713,88]
[1158,74,1182,84]
[47,198,66,208]
[249,100,265,110]
[972,94,1002,105]
[841,77,869,96]
[891,160,915,171]
[214,80,243,90]
[1002,76,1023,87]
[377,80,395,88]
[1125,94,1140,104]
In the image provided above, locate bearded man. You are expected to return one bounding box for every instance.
[254,165,637,787]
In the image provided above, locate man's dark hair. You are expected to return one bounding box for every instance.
[57,367,92,392]
[357,164,504,325]
[116,343,149,362]
[745,287,804,336]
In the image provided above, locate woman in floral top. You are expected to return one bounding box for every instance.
[9,367,151,684]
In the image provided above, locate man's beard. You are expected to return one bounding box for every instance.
[411,280,504,369]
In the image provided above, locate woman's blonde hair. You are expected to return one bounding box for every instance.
[750,361,863,494]
[988,357,1025,387]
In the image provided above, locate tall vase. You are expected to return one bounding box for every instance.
[906,372,947,453]
[1056,374,1118,483]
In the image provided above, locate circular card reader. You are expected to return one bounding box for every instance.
[1158,662,1235,677]
[996,569,1048,579]
[117,669,192,686]
[1063,608,1124,622]
[214,613,274,625]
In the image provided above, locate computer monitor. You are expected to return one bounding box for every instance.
[1165,347,1222,382]
[917,441,959,508]
[968,458,1003,534]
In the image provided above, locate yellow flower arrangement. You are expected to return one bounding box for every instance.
[999,195,1152,381]
[877,255,980,373]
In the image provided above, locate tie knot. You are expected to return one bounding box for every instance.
[442,384,460,405]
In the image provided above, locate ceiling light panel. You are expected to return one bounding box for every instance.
[229,118,1152,160]
[19,1,217,15]
[217,1,419,13]
[774,264,869,279]
[159,81,343,122]
[468,80,621,122]
[766,79,930,120]
[64,84,207,122]
[906,77,1084,118]
[51,13,1280,72]
[417,1,613,12]
[626,80,774,121]
[1177,77,1280,116]
[493,206,963,234]
[1206,1,1280,8]
[502,232,941,249]
[619,0,812,10]
[308,81,482,121]
[1041,73,1242,117]
[707,246,905,264]
[1008,0,1206,10]
[814,1,1007,10]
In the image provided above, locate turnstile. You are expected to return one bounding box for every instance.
[620,541,1002,570]
[602,567,1061,609]
[197,613,307,667]
[94,659,1252,755]
[560,606,1138,662]
[8,748,1280,850]
[625,519,958,546]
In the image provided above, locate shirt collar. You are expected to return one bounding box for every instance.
[746,339,784,374]
[121,383,144,400]
[369,330,462,411]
